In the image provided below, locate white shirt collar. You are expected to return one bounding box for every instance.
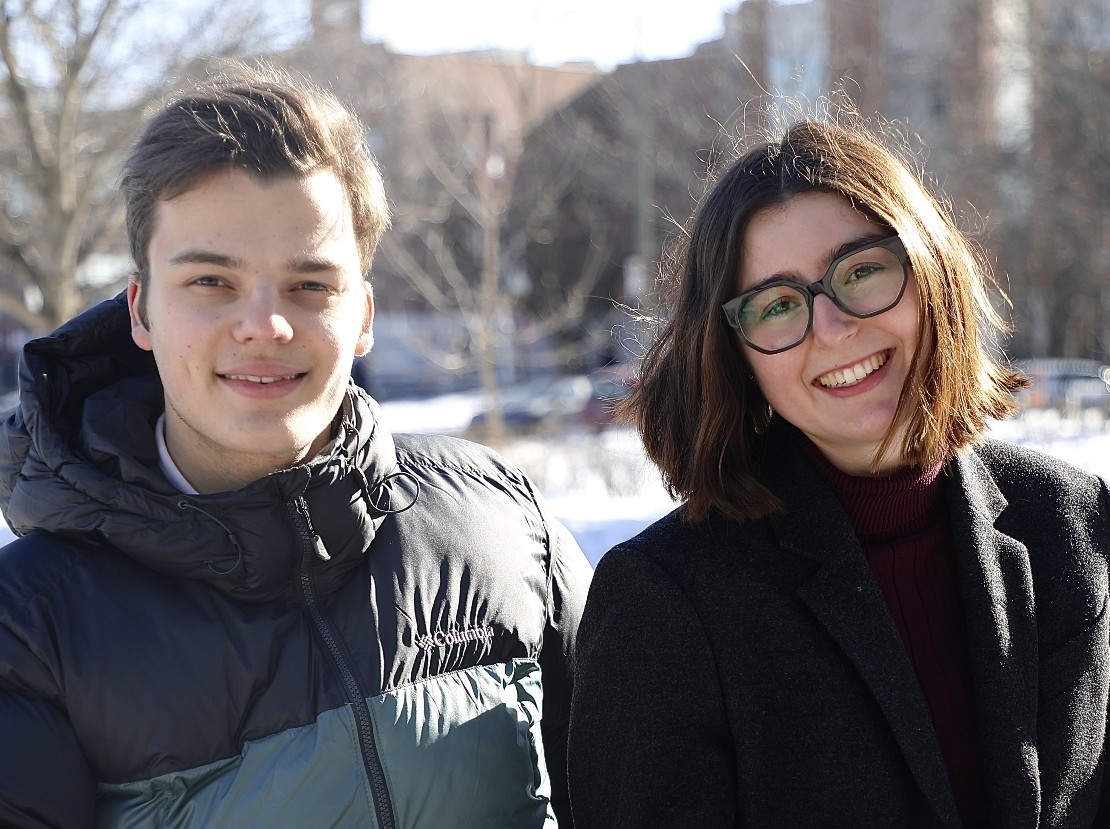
[155,413,199,495]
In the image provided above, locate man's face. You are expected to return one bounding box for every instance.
[129,168,372,494]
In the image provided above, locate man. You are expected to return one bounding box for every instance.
[0,64,591,829]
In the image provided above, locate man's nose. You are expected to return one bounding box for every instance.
[232,289,294,343]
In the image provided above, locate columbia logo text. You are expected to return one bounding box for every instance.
[415,625,495,651]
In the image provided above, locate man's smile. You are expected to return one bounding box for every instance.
[222,373,302,384]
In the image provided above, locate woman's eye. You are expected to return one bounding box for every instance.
[845,264,881,283]
[761,296,800,320]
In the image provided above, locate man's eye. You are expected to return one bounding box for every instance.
[297,281,331,292]
[192,276,224,287]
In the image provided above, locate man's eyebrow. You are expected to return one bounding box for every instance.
[743,231,894,293]
[169,250,244,270]
[167,250,341,275]
[286,256,340,274]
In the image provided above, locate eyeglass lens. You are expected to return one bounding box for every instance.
[730,241,906,352]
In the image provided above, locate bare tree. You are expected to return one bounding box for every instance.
[0,0,289,333]
[1019,0,1110,359]
[510,48,764,366]
[372,53,602,441]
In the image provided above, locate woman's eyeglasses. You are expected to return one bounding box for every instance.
[721,236,909,355]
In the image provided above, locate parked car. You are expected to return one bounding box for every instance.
[467,374,594,436]
[1014,358,1110,415]
[581,362,639,427]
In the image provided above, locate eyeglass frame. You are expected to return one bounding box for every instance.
[721,235,910,355]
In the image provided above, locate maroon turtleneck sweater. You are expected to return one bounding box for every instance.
[801,440,986,827]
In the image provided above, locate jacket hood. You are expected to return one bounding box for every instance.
[0,293,403,603]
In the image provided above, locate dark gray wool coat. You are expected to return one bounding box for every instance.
[568,418,1110,828]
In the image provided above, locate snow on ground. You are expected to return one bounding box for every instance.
[1,393,1108,566]
[380,395,1110,565]
[478,427,679,566]
[377,391,679,564]
[984,409,1110,477]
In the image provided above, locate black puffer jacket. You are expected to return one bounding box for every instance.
[0,294,592,829]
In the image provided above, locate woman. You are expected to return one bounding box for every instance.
[567,118,1110,828]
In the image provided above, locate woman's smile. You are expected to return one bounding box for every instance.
[814,349,890,389]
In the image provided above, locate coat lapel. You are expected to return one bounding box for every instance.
[762,422,961,827]
[775,510,963,827]
[946,448,1040,826]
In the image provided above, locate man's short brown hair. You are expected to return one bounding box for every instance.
[120,62,390,293]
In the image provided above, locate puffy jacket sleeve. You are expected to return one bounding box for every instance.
[0,671,96,829]
[538,516,592,829]
[0,538,96,829]
[567,544,735,828]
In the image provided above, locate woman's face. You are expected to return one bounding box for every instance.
[735,191,921,475]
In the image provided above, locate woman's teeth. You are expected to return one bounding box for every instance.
[817,352,887,388]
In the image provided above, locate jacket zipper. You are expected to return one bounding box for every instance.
[289,498,397,829]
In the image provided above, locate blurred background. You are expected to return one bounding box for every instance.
[2,0,1109,557]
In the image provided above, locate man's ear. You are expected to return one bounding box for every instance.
[355,281,374,357]
[127,273,153,352]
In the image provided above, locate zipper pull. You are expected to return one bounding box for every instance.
[312,534,331,561]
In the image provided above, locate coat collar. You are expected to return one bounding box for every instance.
[945,446,1039,826]
[761,421,960,826]
[762,420,1037,826]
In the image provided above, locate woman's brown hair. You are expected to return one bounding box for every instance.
[622,116,1025,524]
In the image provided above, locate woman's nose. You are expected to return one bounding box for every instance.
[809,293,858,346]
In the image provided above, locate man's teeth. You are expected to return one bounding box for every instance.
[225,374,297,384]
[817,353,887,388]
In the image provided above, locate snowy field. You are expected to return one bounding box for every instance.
[1,393,1108,565]
[377,393,1110,565]
[370,391,679,565]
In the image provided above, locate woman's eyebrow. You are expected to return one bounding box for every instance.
[826,232,893,265]
[743,232,894,293]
